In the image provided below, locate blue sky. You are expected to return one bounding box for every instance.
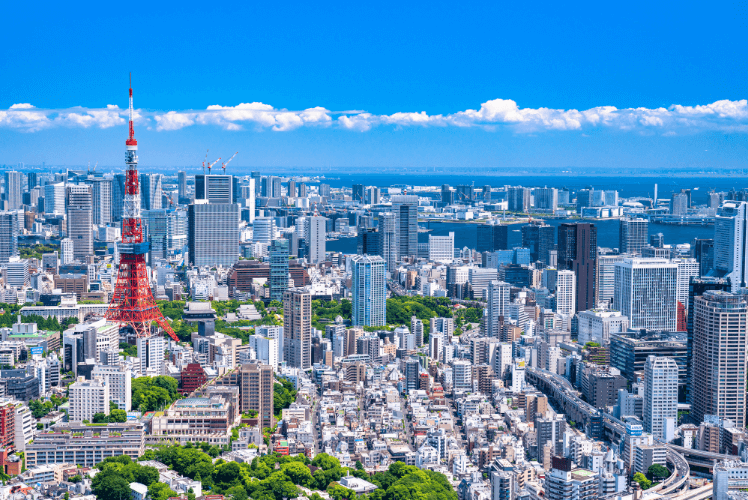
[2,1,747,171]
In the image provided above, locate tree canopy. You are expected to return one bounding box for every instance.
[132,376,179,412]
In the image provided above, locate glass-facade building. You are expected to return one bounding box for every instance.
[351,255,387,327]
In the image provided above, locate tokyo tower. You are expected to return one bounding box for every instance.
[106,75,179,342]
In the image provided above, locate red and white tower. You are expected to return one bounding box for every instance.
[107,76,179,341]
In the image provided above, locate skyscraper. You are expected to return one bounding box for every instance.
[477,223,509,253]
[507,186,531,213]
[555,270,576,317]
[283,288,312,369]
[66,185,93,260]
[4,171,22,210]
[441,184,454,205]
[0,212,19,263]
[692,290,748,428]
[239,362,275,429]
[87,177,112,225]
[685,277,730,403]
[392,195,418,259]
[304,216,327,264]
[596,251,626,307]
[378,211,399,273]
[619,218,648,255]
[26,172,37,190]
[253,217,275,244]
[428,232,455,263]
[195,174,233,204]
[558,222,597,312]
[352,184,365,203]
[576,188,593,213]
[483,280,510,337]
[521,222,556,264]
[643,356,678,440]
[44,183,65,215]
[143,209,187,260]
[111,174,126,221]
[533,187,558,212]
[269,239,289,302]
[178,171,187,200]
[614,258,678,331]
[714,200,748,290]
[351,255,387,327]
[139,173,163,210]
[187,200,239,267]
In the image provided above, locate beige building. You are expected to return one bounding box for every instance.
[283,289,312,369]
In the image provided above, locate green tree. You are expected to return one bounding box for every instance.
[110,409,128,422]
[91,470,131,500]
[633,472,652,490]
[92,412,109,423]
[281,461,313,487]
[149,482,178,500]
[647,464,670,480]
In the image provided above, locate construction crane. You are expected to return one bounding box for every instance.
[201,150,209,173]
[207,157,221,174]
[222,152,238,174]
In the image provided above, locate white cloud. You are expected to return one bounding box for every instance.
[2,98,748,135]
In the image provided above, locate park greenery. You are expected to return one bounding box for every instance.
[647,464,670,481]
[92,456,166,500]
[632,472,652,490]
[0,303,78,332]
[131,448,457,500]
[274,378,297,418]
[19,244,59,261]
[157,300,281,344]
[132,376,179,412]
[28,394,67,419]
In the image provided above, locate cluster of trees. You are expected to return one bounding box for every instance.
[91,410,127,423]
[19,244,59,260]
[132,376,179,412]
[28,394,67,419]
[92,456,178,500]
[632,465,670,490]
[119,342,138,358]
[273,378,297,417]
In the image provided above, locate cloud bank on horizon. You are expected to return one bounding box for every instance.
[2,98,748,135]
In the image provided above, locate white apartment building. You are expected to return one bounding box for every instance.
[305,216,327,264]
[673,258,699,314]
[70,377,110,422]
[428,232,455,263]
[643,356,678,441]
[555,270,576,316]
[92,364,132,411]
[137,335,165,376]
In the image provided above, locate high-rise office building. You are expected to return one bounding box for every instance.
[691,238,714,277]
[269,239,289,302]
[4,171,22,210]
[111,174,126,221]
[558,223,597,312]
[483,280,510,337]
[351,255,387,327]
[441,184,454,205]
[685,277,730,403]
[144,209,187,260]
[195,174,233,204]
[298,183,308,197]
[477,223,509,253]
[139,173,163,210]
[60,238,74,265]
[507,186,531,213]
[87,177,112,225]
[714,200,748,290]
[673,258,699,316]
[187,200,239,267]
[650,233,665,248]
[692,291,748,428]
[26,172,37,190]
[253,217,275,244]
[177,171,187,200]
[454,185,475,204]
[521,223,556,264]
[533,187,558,212]
[596,251,626,307]
[357,228,379,256]
[576,188,593,213]
[392,195,418,259]
[0,212,19,264]
[287,179,296,198]
[614,258,678,331]
[378,211,399,273]
[643,356,678,440]
[250,171,262,196]
[367,187,381,205]
[66,185,93,260]
[304,216,327,264]
[44,183,65,215]
[283,289,312,369]
[482,185,492,203]
[319,183,331,198]
[352,184,365,203]
[619,218,649,255]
